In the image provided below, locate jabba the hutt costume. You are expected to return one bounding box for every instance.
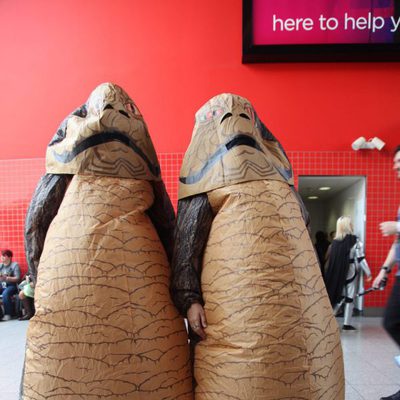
[171,94,344,400]
[21,83,192,400]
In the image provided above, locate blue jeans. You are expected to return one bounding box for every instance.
[0,285,18,316]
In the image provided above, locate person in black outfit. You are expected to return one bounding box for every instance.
[315,230,330,277]
[324,216,371,330]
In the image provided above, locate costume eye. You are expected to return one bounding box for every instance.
[244,105,255,123]
[125,102,139,115]
[198,107,225,123]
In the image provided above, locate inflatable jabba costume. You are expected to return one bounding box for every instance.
[22,83,192,400]
[171,93,344,400]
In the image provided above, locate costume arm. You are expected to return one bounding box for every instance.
[354,240,371,277]
[170,193,213,316]
[147,180,175,263]
[24,174,71,285]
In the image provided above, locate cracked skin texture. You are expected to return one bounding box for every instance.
[23,176,192,400]
[194,180,344,400]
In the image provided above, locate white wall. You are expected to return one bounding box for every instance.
[302,177,366,244]
[326,178,366,243]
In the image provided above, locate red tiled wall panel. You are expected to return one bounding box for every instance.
[0,151,397,307]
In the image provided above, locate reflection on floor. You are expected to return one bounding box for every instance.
[339,317,400,400]
[1,317,399,400]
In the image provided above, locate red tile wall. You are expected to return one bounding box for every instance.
[0,151,397,307]
[290,151,399,308]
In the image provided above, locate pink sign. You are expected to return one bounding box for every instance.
[252,0,396,45]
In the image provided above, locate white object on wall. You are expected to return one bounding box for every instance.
[351,136,385,151]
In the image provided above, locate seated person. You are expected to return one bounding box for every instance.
[18,274,35,320]
[0,249,21,320]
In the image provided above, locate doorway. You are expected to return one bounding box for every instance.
[298,175,366,244]
[298,175,367,310]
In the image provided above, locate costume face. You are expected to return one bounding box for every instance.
[178,93,293,199]
[46,83,160,180]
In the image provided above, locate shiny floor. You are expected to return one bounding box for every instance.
[1,317,399,400]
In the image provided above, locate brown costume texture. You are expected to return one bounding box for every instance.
[172,94,344,400]
[22,83,192,399]
[197,180,343,399]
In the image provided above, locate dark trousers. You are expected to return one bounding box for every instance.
[383,276,400,347]
[0,285,18,316]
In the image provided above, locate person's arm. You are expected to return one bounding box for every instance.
[372,241,397,288]
[373,219,400,288]
[170,193,213,339]
[380,221,399,236]
[24,174,71,285]
[147,180,175,263]
[5,262,21,284]
[354,240,371,279]
[3,276,18,283]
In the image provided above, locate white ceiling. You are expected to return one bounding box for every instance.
[298,175,365,201]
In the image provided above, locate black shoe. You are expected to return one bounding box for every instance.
[342,324,356,331]
[18,314,32,321]
[381,389,400,399]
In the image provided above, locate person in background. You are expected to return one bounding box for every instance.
[0,249,21,321]
[315,230,330,277]
[324,216,371,330]
[372,145,400,400]
[18,274,35,320]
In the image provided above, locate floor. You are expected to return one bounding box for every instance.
[1,317,399,400]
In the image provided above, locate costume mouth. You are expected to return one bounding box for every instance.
[179,133,292,184]
[51,130,160,177]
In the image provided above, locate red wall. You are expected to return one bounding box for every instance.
[0,0,399,158]
[1,1,400,308]
[0,152,397,308]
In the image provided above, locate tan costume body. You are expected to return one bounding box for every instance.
[22,83,192,399]
[172,94,344,400]
[195,180,343,400]
[24,175,191,399]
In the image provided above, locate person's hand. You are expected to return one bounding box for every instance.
[380,221,398,236]
[372,270,387,289]
[365,275,372,282]
[187,303,207,340]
